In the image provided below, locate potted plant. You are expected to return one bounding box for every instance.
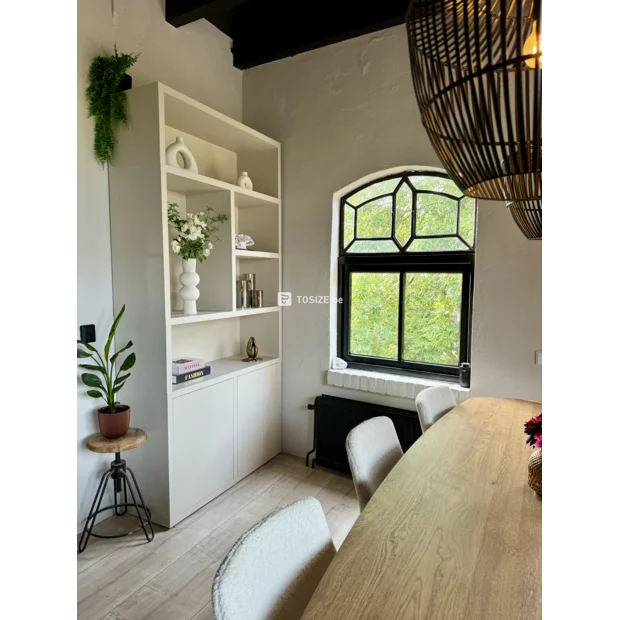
[77,304,136,439]
[168,203,229,315]
[86,46,140,166]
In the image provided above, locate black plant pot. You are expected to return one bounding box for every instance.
[459,363,471,388]
[119,73,133,92]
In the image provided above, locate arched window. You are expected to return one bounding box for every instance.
[338,170,476,379]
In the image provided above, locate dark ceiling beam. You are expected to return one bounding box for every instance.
[166,0,410,69]
[166,0,249,30]
[231,21,404,70]
[231,1,409,70]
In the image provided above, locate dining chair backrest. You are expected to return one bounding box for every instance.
[415,385,456,433]
[345,416,404,512]
[212,497,336,620]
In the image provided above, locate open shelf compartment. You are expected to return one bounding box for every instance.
[171,355,279,397]
[161,84,280,199]
[170,310,281,396]
[165,167,279,207]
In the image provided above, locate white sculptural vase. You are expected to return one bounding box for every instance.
[236,171,253,190]
[179,258,200,315]
[166,137,198,173]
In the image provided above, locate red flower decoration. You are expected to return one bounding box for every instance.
[524,413,542,448]
[525,414,542,431]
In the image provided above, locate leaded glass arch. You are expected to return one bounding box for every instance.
[340,172,476,254]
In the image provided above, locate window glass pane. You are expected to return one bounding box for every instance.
[346,178,400,207]
[407,238,469,252]
[343,204,355,248]
[416,193,458,235]
[409,175,462,197]
[459,197,475,246]
[347,240,399,253]
[350,272,399,359]
[357,195,392,238]
[403,272,463,365]
[395,184,413,247]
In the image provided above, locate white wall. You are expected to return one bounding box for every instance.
[472,200,542,398]
[243,25,542,457]
[77,0,241,528]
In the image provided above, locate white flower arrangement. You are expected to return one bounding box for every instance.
[168,203,228,262]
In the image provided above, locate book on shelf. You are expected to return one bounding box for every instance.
[172,366,211,385]
[172,357,205,375]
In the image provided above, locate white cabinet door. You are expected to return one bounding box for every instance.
[172,378,235,521]
[237,362,282,479]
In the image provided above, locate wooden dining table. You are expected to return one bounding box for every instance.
[301,397,542,620]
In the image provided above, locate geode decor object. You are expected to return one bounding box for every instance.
[235,234,255,250]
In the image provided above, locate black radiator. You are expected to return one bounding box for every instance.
[306,394,422,474]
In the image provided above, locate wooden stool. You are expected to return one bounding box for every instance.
[78,428,154,554]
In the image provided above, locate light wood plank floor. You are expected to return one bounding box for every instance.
[77,454,359,620]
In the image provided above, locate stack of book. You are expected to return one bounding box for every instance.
[171,357,211,385]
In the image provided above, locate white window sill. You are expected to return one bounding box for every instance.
[326,368,470,403]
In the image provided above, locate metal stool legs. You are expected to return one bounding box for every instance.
[78,452,154,554]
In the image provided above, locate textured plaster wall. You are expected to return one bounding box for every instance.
[77,0,241,528]
[243,25,542,457]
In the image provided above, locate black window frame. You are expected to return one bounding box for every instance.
[337,171,476,381]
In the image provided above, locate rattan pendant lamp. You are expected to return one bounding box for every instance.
[406,0,542,239]
[508,199,542,239]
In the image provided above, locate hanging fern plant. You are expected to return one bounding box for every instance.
[86,46,140,166]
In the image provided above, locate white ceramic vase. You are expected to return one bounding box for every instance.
[179,258,200,315]
[236,171,253,190]
[166,137,198,173]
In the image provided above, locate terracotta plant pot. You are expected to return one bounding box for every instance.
[98,405,130,439]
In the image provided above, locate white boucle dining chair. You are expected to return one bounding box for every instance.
[345,416,403,512]
[212,497,336,620]
[415,385,456,433]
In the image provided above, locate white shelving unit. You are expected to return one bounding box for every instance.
[108,82,282,528]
